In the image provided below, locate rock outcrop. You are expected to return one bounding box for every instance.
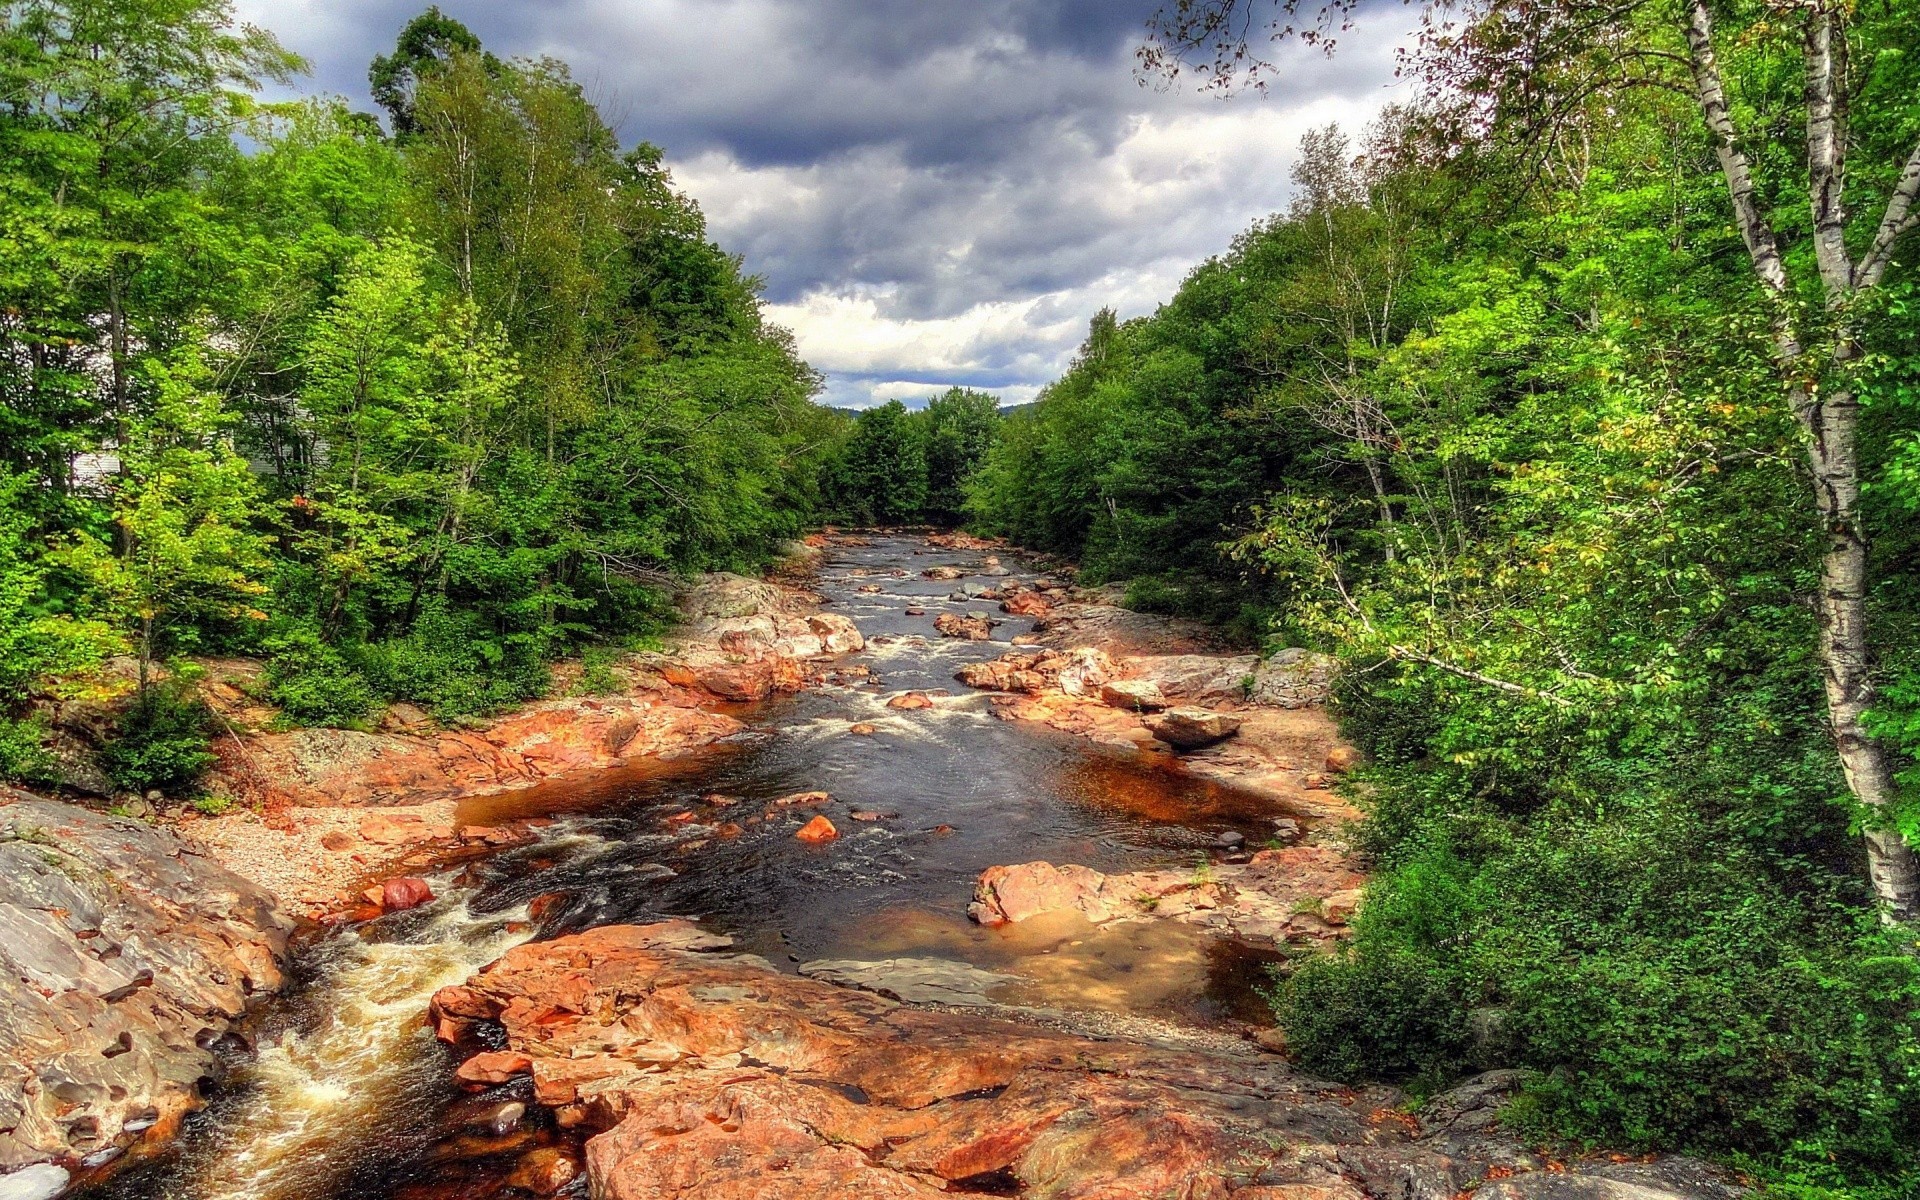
[969,850,1368,945]
[0,793,292,1187]
[1143,707,1243,749]
[430,922,1741,1200]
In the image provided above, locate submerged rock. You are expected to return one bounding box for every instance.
[0,792,291,1177]
[797,958,1024,1007]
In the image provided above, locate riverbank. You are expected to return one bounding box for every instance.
[156,565,863,919]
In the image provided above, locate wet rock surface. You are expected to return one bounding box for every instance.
[968,848,1368,945]
[0,792,292,1180]
[436,921,1740,1200]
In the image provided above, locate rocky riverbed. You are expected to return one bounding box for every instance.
[15,532,1746,1200]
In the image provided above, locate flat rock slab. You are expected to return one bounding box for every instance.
[434,922,1743,1200]
[798,957,1026,1007]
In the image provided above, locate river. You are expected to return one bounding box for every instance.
[90,533,1292,1200]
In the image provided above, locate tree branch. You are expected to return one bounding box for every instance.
[1858,137,1920,291]
[1802,7,1855,300]
[1683,0,1791,299]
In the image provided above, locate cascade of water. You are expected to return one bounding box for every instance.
[163,897,530,1200]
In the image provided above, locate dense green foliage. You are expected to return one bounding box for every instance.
[0,1,835,782]
[976,5,1920,1191]
[822,388,1001,525]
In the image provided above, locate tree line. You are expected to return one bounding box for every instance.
[968,0,1920,1192]
[0,2,989,794]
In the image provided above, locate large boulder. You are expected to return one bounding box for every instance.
[932,612,992,641]
[1143,707,1243,750]
[0,793,292,1178]
[1099,679,1168,712]
[1248,648,1339,708]
[952,648,1112,696]
[967,861,1119,926]
[1126,654,1259,706]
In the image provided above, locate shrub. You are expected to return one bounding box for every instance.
[571,646,625,696]
[265,625,378,727]
[100,677,217,796]
[356,606,548,721]
[0,715,54,784]
[1276,793,1920,1191]
[1276,945,1473,1089]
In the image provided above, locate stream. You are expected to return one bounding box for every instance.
[90,534,1297,1200]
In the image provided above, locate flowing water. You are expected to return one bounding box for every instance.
[92,534,1302,1200]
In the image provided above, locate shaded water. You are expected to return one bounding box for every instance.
[93,535,1293,1200]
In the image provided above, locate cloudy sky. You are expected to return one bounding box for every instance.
[236,0,1411,407]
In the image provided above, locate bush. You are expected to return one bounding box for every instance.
[1276,790,1920,1192]
[265,625,378,727]
[100,677,217,796]
[1276,945,1473,1090]
[571,646,625,696]
[0,715,54,784]
[356,606,549,721]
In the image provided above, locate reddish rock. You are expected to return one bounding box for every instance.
[922,565,967,580]
[320,830,356,851]
[794,815,839,844]
[459,824,522,845]
[1325,745,1361,773]
[774,790,832,808]
[697,662,775,702]
[968,862,1114,927]
[1142,707,1242,750]
[886,691,934,710]
[456,1050,533,1085]
[363,876,434,911]
[848,722,878,735]
[933,613,992,640]
[434,922,1717,1200]
[715,822,744,839]
[1099,679,1168,711]
[999,591,1052,618]
[358,811,447,845]
[528,892,570,922]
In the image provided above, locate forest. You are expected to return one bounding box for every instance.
[0,2,878,786]
[3,0,1919,1196]
[967,0,1920,1193]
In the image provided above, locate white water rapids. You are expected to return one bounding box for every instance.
[165,896,528,1200]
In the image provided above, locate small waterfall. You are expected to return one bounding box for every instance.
[160,896,529,1200]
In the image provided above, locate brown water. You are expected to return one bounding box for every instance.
[90,534,1297,1200]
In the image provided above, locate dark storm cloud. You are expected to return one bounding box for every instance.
[238,0,1409,405]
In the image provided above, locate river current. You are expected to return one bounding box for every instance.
[92,534,1287,1200]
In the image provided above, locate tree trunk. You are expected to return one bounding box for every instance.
[1797,378,1920,921]
[1686,0,1920,922]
